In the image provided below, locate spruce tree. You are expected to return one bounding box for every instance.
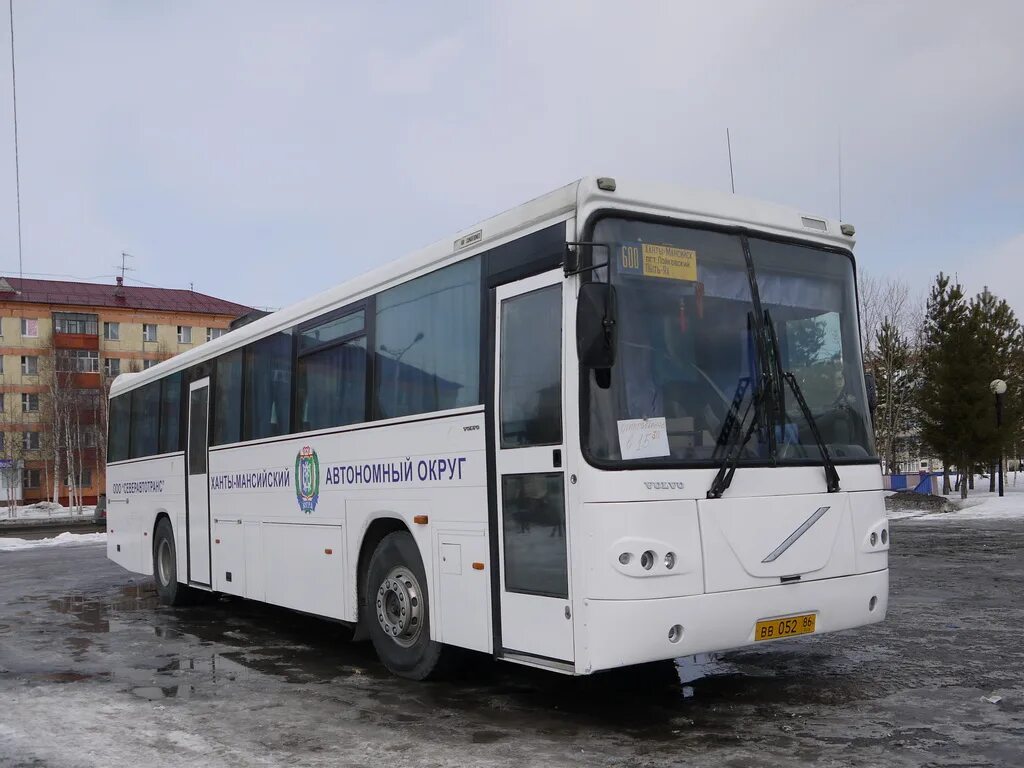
[970,289,1023,489]
[917,274,988,498]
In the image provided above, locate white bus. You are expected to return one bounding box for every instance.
[106,177,888,679]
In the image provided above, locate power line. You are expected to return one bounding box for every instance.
[8,0,22,283]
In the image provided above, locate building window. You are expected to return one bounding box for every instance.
[83,429,97,448]
[68,468,92,487]
[103,322,120,341]
[177,325,192,344]
[143,359,157,370]
[24,468,41,489]
[21,393,38,412]
[56,350,99,373]
[22,431,40,450]
[0,355,4,374]
[0,432,4,451]
[21,356,38,375]
[0,393,4,411]
[104,357,121,377]
[54,312,98,335]
[20,318,38,338]
[143,324,157,342]
[207,327,226,342]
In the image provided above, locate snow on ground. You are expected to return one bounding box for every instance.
[892,474,1024,522]
[0,501,96,522]
[0,531,107,552]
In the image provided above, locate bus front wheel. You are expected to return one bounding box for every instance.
[152,517,195,606]
[365,531,448,679]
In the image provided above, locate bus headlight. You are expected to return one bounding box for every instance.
[664,551,676,570]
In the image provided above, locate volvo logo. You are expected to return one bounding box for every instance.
[644,481,685,490]
[762,506,831,563]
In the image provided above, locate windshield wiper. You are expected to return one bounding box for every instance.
[707,382,763,499]
[707,312,770,499]
[763,311,841,493]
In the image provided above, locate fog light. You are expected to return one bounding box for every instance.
[640,550,655,570]
[618,552,632,565]
[668,624,683,643]
[664,551,676,570]
[880,529,888,545]
[869,595,878,612]
[870,532,877,547]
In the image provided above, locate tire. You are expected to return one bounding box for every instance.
[152,517,195,606]
[364,531,449,680]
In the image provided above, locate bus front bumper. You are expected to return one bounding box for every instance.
[580,568,888,673]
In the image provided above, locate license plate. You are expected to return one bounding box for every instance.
[754,612,816,641]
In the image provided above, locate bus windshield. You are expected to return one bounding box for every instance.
[584,217,876,467]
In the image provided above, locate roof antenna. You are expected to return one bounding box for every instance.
[726,128,736,193]
[837,128,843,221]
[9,0,23,285]
[114,251,135,282]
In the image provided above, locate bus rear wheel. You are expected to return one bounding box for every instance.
[152,517,195,606]
[365,531,449,680]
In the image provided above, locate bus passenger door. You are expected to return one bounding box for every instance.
[186,378,212,586]
[493,270,573,664]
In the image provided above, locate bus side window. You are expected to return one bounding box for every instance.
[374,257,481,419]
[296,309,367,432]
[159,372,183,454]
[243,331,293,440]
[108,393,130,462]
[213,350,243,445]
[129,382,160,458]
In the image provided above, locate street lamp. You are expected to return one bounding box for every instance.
[991,379,1007,498]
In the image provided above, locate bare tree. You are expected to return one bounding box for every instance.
[0,406,27,517]
[860,272,927,474]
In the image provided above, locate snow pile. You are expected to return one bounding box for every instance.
[890,477,1024,521]
[1,502,96,521]
[0,531,107,552]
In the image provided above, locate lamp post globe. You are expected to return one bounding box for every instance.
[990,379,1007,497]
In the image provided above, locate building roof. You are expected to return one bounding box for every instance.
[0,276,251,316]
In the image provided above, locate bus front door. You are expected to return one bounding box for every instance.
[493,269,573,665]
[186,378,212,586]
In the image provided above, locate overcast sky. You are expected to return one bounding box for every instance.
[0,1,1019,317]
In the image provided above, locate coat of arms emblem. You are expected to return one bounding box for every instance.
[295,446,320,513]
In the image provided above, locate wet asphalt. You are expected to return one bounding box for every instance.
[0,519,1021,768]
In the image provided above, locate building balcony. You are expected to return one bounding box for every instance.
[53,332,100,351]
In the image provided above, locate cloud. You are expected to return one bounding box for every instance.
[0,0,1018,313]
[965,232,1024,316]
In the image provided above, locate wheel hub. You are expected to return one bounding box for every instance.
[157,539,172,586]
[375,566,422,647]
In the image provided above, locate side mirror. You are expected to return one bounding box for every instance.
[576,282,617,369]
[864,372,878,415]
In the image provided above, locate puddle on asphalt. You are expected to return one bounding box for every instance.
[35,579,874,741]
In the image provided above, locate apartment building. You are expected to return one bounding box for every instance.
[0,275,250,505]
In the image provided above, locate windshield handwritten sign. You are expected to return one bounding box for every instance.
[617,417,671,460]
[619,243,697,282]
